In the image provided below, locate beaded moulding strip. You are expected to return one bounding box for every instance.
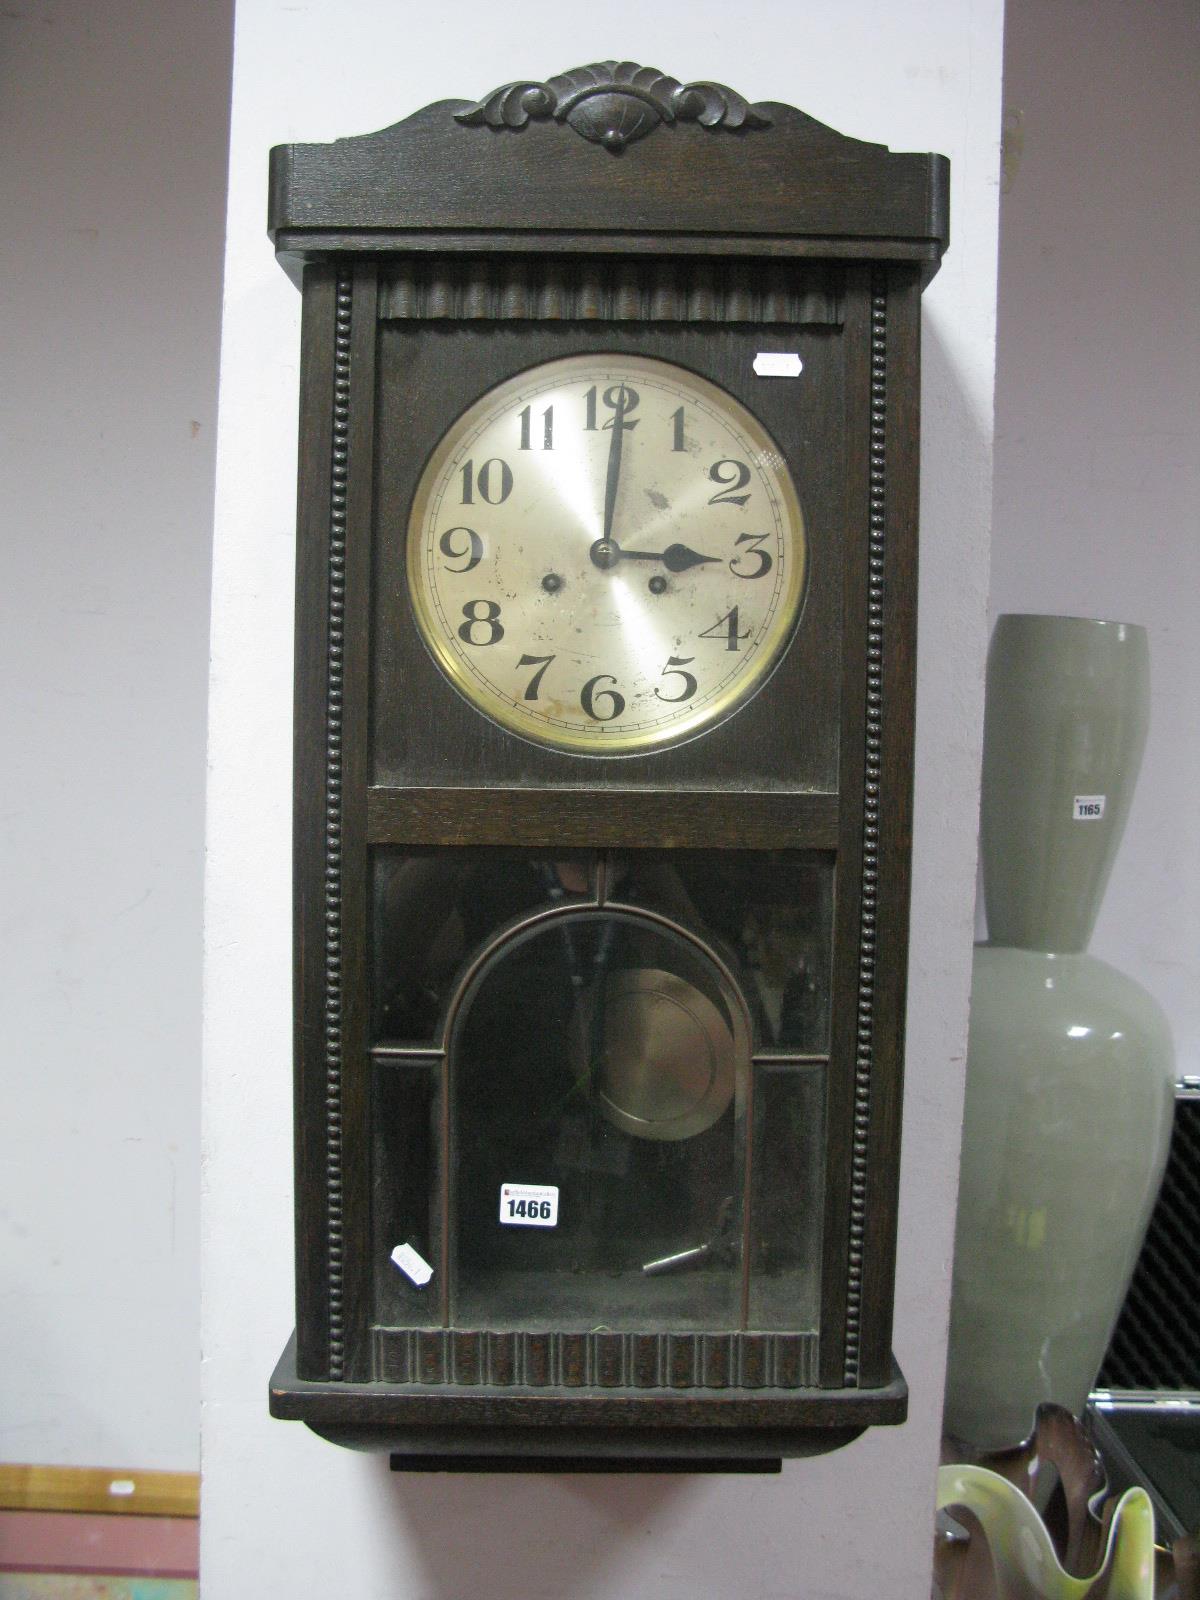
[843,273,888,1387]
[323,272,353,1378]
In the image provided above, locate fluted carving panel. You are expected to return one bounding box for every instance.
[379,258,843,326]
[374,1327,819,1389]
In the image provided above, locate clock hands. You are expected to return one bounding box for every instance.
[590,537,722,575]
[600,383,634,548]
[590,381,640,571]
[623,542,721,573]
[588,383,721,579]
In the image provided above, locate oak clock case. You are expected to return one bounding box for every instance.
[267,62,949,1468]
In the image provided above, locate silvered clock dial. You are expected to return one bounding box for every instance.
[407,353,806,753]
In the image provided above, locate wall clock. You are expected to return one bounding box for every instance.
[406,353,806,754]
[267,61,949,1469]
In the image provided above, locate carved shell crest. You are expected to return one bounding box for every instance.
[455,60,771,152]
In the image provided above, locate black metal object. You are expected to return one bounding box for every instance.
[1098,1094,1200,1393]
[389,1453,782,1474]
[1089,1405,1200,1544]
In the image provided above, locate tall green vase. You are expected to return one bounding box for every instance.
[943,615,1175,1452]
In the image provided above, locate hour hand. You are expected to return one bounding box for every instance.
[620,542,721,573]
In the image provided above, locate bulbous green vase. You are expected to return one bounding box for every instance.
[943,615,1175,1451]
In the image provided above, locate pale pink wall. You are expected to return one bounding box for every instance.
[989,0,1200,1069]
[0,0,232,1470]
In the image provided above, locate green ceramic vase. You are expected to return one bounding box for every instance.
[943,615,1175,1451]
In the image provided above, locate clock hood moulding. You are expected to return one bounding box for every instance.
[268,61,950,288]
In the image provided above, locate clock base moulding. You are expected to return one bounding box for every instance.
[270,1335,907,1466]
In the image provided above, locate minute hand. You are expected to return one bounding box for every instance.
[601,397,630,544]
[619,543,722,574]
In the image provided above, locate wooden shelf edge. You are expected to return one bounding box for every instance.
[0,1463,200,1519]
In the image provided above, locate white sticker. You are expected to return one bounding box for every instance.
[107,1480,136,1498]
[753,352,803,378]
[390,1242,433,1287]
[1073,795,1106,821]
[499,1183,559,1228]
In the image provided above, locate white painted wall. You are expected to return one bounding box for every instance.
[202,3,1003,1595]
[0,0,230,1471]
[989,0,1200,1072]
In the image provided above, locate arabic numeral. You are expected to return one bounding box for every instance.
[707,458,752,507]
[602,384,639,428]
[458,599,504,646]
[517,653,555,700]
[580,674,625,722]
[730,531,773,579]
[585,383,640,431]
[655,656,698,703]
[438,526,483,573]
[670,405,686,452]
[460,457,513,505]
[699,607,750,652]
[518,405,554,450]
